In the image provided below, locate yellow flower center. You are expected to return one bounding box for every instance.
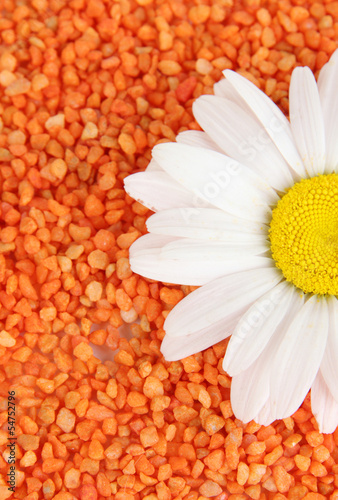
[269,174,338,295]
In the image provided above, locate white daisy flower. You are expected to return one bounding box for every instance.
[124,49,338,433]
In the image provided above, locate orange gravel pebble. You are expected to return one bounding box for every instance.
[0,0,337,499]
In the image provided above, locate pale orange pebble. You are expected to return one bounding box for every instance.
[204,414,225,435]
[258,60,278,75]
[64,391,81,409]
[277,54,296,71]
[104,441,123,460]
[226,443,240,470]
[143,376,164,398]
[56,407,76,433]
[36,378,55,394]
[31,73,49,91]
[17,434,40,451]
[248,463,267,485]
[237,461,250,485]
[20,450,37,467]
[196,58,213,75]
[5,78,31,97]
[80,457,100,475]
[159,31,173,51]
[42,458,65,474]
[264,445,284,465]
[0,242,16,253]
[53,490,74,500]
[210,4,226,22]
[0,329,15,347]
[0,485,12,499]
[8,129,26,145]
[106,379,118,399]
[246,441,267,455]
[88,439,105,460]
[284,433,303,447]
[68,224,91,242]
[74,342,93,361]
[0,69,16,87]
[81,121,98,140]
[118,132,137,154]
[84,194,105,217]
[88,249,109,270]
[158,60,182,76]
[115,288,133,311]
[120,307,138,323]
[306,431,324,447]
[219,400,233,419]
[75,398,89,418]
[0,51,17,71]
[115,349,134,366]
[38,406,55,425]
[294,454,311,471]
[0,148,13,162]
[85,281,103,302]
[204,449,225,472]
[277,11,298,32]
[20,416,38,435]
[140,426,159,448]
[199,479,222,497]
[261,26,276,47]
[256,7,272,26]
[188,5,211,24]
[40,306,57,322]
[181,355,201,373]
[309,460,327,477]
[45,114,65,130]
[86,404,115,421]
[150,395,171,411]
[54,373,69,387]
[116,257,132,280]
[312,444,330,462]
[50,159,67,179]
[273,465,293,493]
[290,6,310,22]
[64,468,81,489]
[262,476,278,493]
[138,360,152,378]
[116,230,140,249]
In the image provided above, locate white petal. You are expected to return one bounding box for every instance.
[318,49,338,172]
[124,171,210,212]
[130,233,272,286]
[146,207,268,242]
[176,130,222,152]
[214,77,247,108]
[254,400,276,427]
[289,67,326,176]
[270,296,329,420]
[145,159,162,172]
[152,143,278,223]
[224,282,297,376]
[193,95,294,191]
[162,238,266,260]
[161,316,237,361]
[223,70,306,178]
[164,267,282,336]
[231,341,277,423]
[229,289,305,424]
[311,370,338,434]
[320,296,338,402]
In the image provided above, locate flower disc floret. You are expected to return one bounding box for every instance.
[269,174,338,295]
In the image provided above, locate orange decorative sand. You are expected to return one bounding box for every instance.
[0,0,337,499]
